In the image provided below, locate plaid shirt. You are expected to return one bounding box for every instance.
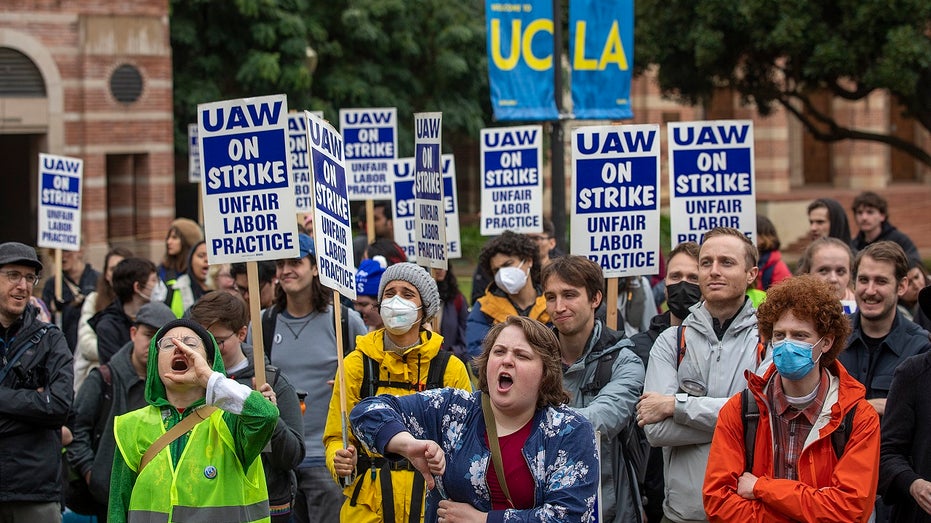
[767,369,829,480]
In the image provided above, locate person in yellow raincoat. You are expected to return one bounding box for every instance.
[324,263,472,523]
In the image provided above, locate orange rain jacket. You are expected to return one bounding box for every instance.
[703,360,880,522]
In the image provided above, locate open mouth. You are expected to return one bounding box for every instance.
[171,355,189,372]
[497,372,513,392]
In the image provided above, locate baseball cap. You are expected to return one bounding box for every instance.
[299,233,315,258]
[135,301,178,330]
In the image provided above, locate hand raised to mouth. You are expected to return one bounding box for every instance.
[162,338,213,388]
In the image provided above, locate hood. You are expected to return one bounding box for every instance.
[356,328,443,382]
[686,297,756,339]
[820,198,852,241]
[144,319,226,408]
[745,359,865,420]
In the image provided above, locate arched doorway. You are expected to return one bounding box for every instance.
[0,46,49,244]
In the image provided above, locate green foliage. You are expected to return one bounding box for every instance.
[305,0,491,156]
[170,0,314,153]
[635,0,931,165]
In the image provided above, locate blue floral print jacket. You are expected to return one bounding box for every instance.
[350,388,599,523]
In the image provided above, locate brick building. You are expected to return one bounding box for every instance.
[0,0,174,266]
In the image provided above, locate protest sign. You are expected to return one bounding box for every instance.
[37,153,83,251]
[414,113,447,270]
[198,94,300,264]
[288,113,313,213]
[571,124,660,277]
[668,120,756,247]
[188,123,201,183]
[306,111,357,299]
[340,107,396,201]
[390,158,416,259]
[480,125,544,236]
[441,154,462,259]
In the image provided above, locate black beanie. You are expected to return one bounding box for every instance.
[154,318,217,364]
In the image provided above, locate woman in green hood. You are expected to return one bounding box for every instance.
[108,318,279,523]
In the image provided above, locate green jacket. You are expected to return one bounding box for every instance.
[108,332,278,522]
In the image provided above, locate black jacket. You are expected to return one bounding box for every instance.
[0,305,74,502]
[628,311,672,370]
[879,350,931,522]
[87,299,132,365]
[42,263,99,351]
[67,340,146,506]
[839,311,931,399]
[851,221,921,266]
[232,344,305,507]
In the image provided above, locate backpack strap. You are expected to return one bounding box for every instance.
[92,364,115,449]
[140,406,218,471]
[831,404,857,459]
[0,326,49,384]
[676,325,687,369]
[424,349,451,391]
[359,353,378,400]
[340,304,351,356]
[261,305,277,360]
[579,348,620,395]
[741,389,760,473]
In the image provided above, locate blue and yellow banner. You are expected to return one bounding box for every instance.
[569,0,634,119]
[485,1,558,121]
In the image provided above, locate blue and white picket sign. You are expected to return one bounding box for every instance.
[340,107,397,201]
[37,153,83,251]
[414,112,447,270]
[188,123,201,183]
[568,0,634,119]
[441,154,462,259]
[288,113,313,213]
[667,120,756,247]
[306,111,357,300]
[485,0,558,121]
[479,125,544,236]
[390,158,417,260]
[198,94,300,264]
[570,124,660,278]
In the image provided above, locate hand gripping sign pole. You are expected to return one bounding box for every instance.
[306,111,358,487]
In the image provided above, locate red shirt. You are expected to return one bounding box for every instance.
[485,419,535,509]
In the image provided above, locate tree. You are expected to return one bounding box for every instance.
[304,0,491,155]
[170,0,315,152]
[634,0,931,167]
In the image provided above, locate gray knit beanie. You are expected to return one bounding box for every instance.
[378,262,440,320]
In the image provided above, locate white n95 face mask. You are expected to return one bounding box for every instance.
[494,261,528,295]
[380,295,422,335]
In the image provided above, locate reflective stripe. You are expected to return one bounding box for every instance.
[171,500,270,522]
[128,510,169,523]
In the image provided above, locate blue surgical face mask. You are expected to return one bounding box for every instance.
[771,337,823,381]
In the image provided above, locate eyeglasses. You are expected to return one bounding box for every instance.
[156,336,202,351]
[234,284,249,297]
[2,270,40,286]
[212,332,234,347]
[528,235,551,242]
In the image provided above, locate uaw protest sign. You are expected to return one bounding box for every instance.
[198,94,300,264]
[571,125,660,277]
[668,120,756,246]
[307,111,356,299]
[340,107,396,201]
[479,125,544,236]
[37,153,83,251]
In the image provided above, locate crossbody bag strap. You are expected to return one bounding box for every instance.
[139,406,219,472]
[481,393,514,509]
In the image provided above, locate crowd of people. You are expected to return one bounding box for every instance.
[2,189,931,522]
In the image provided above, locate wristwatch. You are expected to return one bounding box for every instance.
[675,392,688,405]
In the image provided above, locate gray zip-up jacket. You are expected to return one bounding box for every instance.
[643,298,769,523]
[561,320,645,523]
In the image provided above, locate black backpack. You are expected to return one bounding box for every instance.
[358,345,451,399]
[580,344,650,523]
[740,388,857,472]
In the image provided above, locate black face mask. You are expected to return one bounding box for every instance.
[666,281,702,319]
